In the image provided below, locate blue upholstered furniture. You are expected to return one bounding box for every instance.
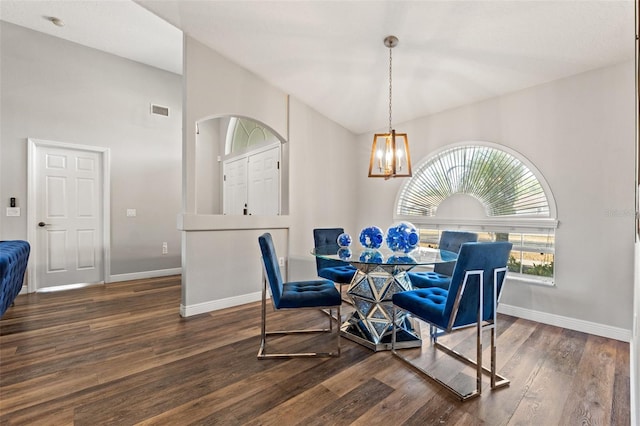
[313,228,357,285]
[392,241,512,401]
[0,240,30,318]
[258,233,342,359]
[408,231,477,289]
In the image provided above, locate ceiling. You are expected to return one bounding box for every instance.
[0,1,634,135]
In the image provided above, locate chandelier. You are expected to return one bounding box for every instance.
[368,35,412,179]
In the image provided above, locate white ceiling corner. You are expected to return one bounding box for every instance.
[0,0,183,75]
[1,0,634,134]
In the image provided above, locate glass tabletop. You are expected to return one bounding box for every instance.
[312,246,457,266]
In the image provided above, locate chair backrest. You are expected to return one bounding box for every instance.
[0,240,31,317]
[258,233,284,308]
[443,241,512,329]
[313,228,347,272]
[434,231,478,276]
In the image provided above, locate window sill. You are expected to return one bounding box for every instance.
[507,272,554,287]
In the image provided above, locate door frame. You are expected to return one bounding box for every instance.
[27,138,111,292]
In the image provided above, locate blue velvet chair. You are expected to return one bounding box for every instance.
[258,233,342,359]
[313,228,357,285]
[392,241,512,401]
[408,230,478,289]
[0,240,30,318]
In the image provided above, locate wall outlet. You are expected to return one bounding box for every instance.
[126,209,136,217]
[162,242,168,255]
[278,257,285,267]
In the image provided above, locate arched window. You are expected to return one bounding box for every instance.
[225,117,280,156]
[395,142,558,285]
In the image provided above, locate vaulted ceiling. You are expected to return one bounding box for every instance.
[1,1,634,134]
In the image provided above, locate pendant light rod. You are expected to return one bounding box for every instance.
[384,36,398,133]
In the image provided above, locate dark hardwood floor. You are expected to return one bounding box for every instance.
[0,276,630,425]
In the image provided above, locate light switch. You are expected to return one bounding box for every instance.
[126,209,136,217]
[6,207,20,217]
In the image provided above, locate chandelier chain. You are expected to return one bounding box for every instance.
[388,45,393,133]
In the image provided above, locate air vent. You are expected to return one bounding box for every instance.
[150,104,169,117]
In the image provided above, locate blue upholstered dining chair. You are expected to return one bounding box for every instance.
[257,233,342,359]
[407,230,477,289]
[392,241,512,401]
[313,228,357,286]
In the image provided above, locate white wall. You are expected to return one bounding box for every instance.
[0,22,182,277]
[182,37,289,216]
[180,35,359,313]
[180,35,291,314]
[354,61,635,336]
[195,118,221,214]
[287,97,359,260]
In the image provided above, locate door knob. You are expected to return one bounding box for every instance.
[38,222,47,227]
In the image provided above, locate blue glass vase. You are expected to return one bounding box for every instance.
[359,226,384,249]
[337,232,352,248]
[385,222,419,253]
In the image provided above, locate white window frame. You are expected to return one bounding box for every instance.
[394,141,558,285]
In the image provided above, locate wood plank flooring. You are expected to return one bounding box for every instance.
[0,276,631,425]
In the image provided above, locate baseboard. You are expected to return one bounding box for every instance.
[180,291,264,317]
[498,303,631,342]
[109,268,182,283]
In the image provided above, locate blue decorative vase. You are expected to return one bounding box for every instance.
[359,249,383,263]
[337,247,352,260]
[337,233,352,248]
[385,221,419,253]
[359,226,384,249]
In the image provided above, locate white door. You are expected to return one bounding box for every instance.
[30,141,107,290]
[223,157,248,215]
[247,146,280,216]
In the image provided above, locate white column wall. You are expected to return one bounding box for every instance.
[180,36,358,313]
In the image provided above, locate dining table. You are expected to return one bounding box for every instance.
[312,245,458,351]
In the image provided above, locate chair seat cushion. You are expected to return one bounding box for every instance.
[318,266,356,284]
[392,287,450,329]
[408,271,451,289]
[279,279,342,309]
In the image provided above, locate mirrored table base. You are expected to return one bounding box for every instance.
[340,263,422,351]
